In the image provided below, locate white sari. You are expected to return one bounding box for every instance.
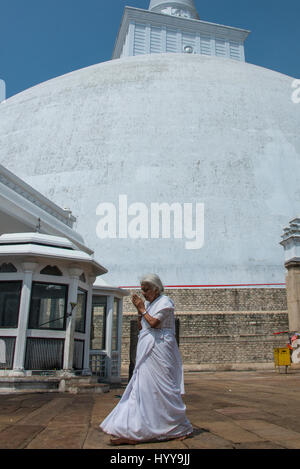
[100,295,193,442]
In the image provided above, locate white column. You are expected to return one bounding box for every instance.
[225,39,230,59]
[128,22,135,56]
[116,298,124,381]
[105,295,114,381]
[177,30,182,53]
[63,266,82,374]
[146,24,151,54]
[82,275,96,375]
[13,261,38,375]
[195,33,201,55]
[211,36,216,57]
[162,26,167,53]
[240,43,245,62]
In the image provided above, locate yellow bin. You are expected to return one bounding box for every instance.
[274,347,291,373]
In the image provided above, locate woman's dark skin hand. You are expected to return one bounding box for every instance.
[132,293,146,314]
[132,293,146,331]
[131,284,161,329]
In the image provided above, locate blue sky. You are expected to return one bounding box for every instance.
[1,0,299,99]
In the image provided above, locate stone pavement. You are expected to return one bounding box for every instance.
[1,369,300,449]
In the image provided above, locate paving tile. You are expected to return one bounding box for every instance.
[91,416,110,429]
[0,405,22,415]
[183,432,234,449]
[198,420,264,443]
[83,427,109,449]
[0,424,44,449]
[90,400,115,427]
[272,439,300,449]
[106,438,188,450]
[0,424,10,433]
[249,410,300,429]
[16,397,75,426]
[214,406,275,421]
[0,408,33,425]
[18,395,53,409]
[215,406,261,415]
[266,417,300,434]
[189,415,227,429]
[187,410,230,422]
[235,419,300,441]
[47,401,94,427]
[211,396,261,408]
[260,408,300,429]
[234,441,285,449]
[229,412,276,421]
[136,440,187,450]
[26,423,89,449]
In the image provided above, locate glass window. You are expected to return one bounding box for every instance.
[75,289,87,333]
[28,282,68,330]
[90,296,107,350]
[0,282,22,328]
[112,298,120,351]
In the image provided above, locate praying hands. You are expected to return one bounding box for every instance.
[131,294,146,315]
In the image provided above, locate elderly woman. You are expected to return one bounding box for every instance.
[100,274,193,445]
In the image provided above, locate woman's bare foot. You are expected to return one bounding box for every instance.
[110,437,138,445]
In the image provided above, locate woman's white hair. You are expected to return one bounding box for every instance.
[140,273,164,294]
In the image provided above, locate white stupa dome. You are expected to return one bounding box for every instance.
[0,53,298,287]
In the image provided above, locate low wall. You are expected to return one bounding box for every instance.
[121,288,289,370]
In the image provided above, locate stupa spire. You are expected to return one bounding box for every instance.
[112,1,249,61]
[149,0,199,19]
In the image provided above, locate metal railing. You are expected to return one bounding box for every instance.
[89,351,107,378]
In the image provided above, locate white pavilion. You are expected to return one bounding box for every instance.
[0,163,128,390]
